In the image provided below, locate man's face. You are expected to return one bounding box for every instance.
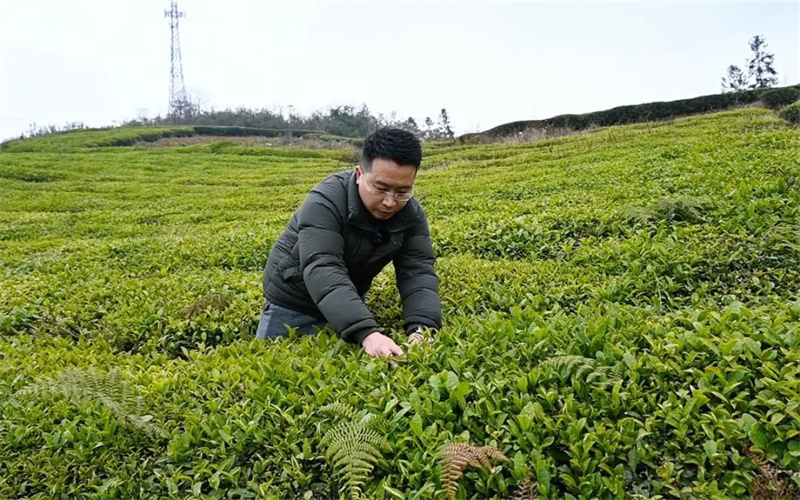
[356,158,417,220]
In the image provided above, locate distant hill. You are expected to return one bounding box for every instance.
[460,84,800,142]
[5,85,797,151]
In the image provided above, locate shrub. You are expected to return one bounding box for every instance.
[778,100,800,125]
[760,87,800,109]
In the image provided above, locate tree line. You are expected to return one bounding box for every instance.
[126,104,456,141]
[15,105,456,142]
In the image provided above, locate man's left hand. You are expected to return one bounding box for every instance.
[408,332,433,346]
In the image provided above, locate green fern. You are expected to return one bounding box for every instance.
[14,367,164,439]
[625,197,708,225]
[538,355,622,386]
[319,403,389,499]
[322,402,362,421]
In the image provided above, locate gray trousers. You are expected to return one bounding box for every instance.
[255,299,330,339]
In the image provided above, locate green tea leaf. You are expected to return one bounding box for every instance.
[537,465,551,492]
[410,414,423,437]
[738,413,757,432]
[382,483,405,499]
[445,371,459,391]
[704,440,717,458]
[749,429,769,448]
[451,382,471,401]
[623,352,636,368]
[516,375,528,393]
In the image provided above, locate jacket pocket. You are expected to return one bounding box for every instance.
[281,263,304,282]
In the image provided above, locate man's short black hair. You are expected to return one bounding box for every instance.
[361,127,422,172]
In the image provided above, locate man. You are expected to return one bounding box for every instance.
[256,127,442,359]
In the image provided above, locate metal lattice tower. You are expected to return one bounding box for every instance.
[165,1,190,119]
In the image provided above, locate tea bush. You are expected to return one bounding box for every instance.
[779,100,800,126]
[1,108,799,499]
[760,88,800,110]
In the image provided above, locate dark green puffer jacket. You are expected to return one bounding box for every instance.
[262,169,442,345]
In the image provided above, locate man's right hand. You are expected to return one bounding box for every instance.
[361,332,404,358]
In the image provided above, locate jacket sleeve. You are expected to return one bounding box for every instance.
[297,192,378,345]
[393,207,442,334]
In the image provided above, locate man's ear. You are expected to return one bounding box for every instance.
[355,165,362,183]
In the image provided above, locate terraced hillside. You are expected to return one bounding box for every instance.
[1,108,799,499]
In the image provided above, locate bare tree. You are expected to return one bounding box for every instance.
[721,65,749,93]
[747,35,778,89]
[437,108,454,139]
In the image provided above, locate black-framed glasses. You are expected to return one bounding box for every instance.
[363,176,414,202]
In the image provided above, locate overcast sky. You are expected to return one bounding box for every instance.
[1,1,798,140]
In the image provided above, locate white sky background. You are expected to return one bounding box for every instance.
[0,0,798,140]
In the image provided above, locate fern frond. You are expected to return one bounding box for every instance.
[510,474,538,500]
[440,443,508,500]
[538,355,621,386]
[626,197,707,225]
[321,402,361,421]
[320,403,389,499]
[13,367,164,439]
[177,291,232,317]
[745,446,800,500]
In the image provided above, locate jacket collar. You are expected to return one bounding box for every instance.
[345,169,421,232]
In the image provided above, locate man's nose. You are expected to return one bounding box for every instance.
[384,195,396,208]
